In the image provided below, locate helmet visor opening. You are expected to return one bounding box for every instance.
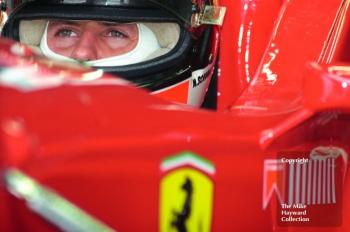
[19,19,181,67]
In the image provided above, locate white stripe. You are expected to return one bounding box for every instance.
[307,160,312,205]
[317,160,322,204]
[327,158,331,204]
[288,162,294,205]
[332,158,336,203]
[312,159,317,205]
[295,163,301,204]
[262,160,284,209]
[322,159,326,204]
[301,162,307,205]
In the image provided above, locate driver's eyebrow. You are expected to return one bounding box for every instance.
[49,20,122,28]
[100,22,123,27]
[49,20,81,26]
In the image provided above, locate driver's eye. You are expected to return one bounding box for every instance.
[55,29,77,37]
[106,30,128,38]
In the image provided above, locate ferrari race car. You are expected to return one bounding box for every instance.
[0,0,349,232]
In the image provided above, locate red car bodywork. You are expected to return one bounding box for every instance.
[0,0,350,231]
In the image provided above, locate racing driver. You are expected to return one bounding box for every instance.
[2,0,225,108]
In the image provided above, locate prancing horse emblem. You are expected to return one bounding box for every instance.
[171,177,193,232]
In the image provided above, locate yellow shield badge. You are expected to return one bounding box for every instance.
[159,152,215,232]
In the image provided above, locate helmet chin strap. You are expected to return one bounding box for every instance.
[40,22,160,67]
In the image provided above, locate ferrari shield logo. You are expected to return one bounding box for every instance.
[159,152,215,232]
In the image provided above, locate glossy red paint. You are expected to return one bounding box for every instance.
[218,0,282,110]
[0,0,350,232]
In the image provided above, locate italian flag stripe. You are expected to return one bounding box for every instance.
[161,152,215,175]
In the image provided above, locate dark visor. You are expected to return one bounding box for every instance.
[46,0,154,7]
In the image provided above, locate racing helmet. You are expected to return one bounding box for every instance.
[2,0,225,107]
[0,0,7,30]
